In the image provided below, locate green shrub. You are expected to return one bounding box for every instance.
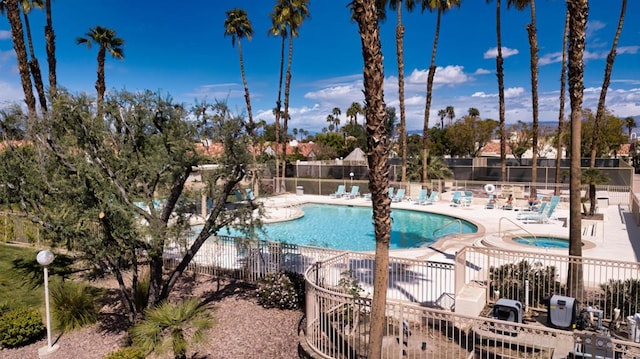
[489,260,562,308]
[256,272,299,310]
[51,281,98,332]
[134,275,150,314]
[600,278,640,318]
[0,307,44,348]
[103,346,146,359]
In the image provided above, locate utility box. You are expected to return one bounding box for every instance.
[493,298,523,323]
[296,186,304,196]
[548,295,578,330]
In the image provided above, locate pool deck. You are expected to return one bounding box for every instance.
[260,191,640,265]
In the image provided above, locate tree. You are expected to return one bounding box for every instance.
[19,0,47,113]
[554,8,569,195]
[44,0,56,96]
[567,0,588,299]
[486,0,507,182]
[467,107,480,118]
[437,108,446,129]
[508,0,540,197]
[272,0,310,192]
[76,26,124,117]
[347,101,363,125]
[421,0,460,183]
[1,0,36,117]
[445,105,455,127]
[506,120,532,165]
[131,299,212,359]
[224,8,255,137]
[581,168,609,216]
[2,91,257,323]
[624,116,637,139]
[589,0,628,167]
[267,4,287,192]
[350,0,390,356]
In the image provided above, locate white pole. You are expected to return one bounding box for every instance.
[43,266,52,349]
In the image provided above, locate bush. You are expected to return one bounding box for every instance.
[600,278,640,318]
[256,272,299,310]
[51,281,98,332]
[0,307,44,348]
[490,260,561,308]
[103,346,146,359]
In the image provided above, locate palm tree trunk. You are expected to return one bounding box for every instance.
[422,9,441,183]
[274,35,285,193]
[527,0,539,198]
[555,9,569,196]
[45,0,57,96]
[351,1,390,357]
[567,0,588,299]
[589,0,627,167]
[237,39,259,195]
[22,12,47,113]
[281,34,294,191]
[5,0,36,117]
[96,46,107,117]
[496,0,507,182]
[396,3,408,185]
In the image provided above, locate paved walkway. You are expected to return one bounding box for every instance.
[262,191,640,264]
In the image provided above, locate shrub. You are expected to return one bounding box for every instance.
[103,346,146,359]
[134,274,150,314]
[256,272,299,310]
[285,271,306,309]
[51,281,98,332]
[0,307,44,348]
[600,278,640,318]
[489,260,561,308]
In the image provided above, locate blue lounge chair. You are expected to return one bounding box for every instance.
[344,185,360,199]
[330,185,346,198]
[388,187,395,199]
[485,194,497,209]
[413,189,428,204]
[245,188,256,201]
[450,191,463,207]
[392,188,406,202]
[518,200,559,223]
[462,191,473,207]
[423,191,439,205]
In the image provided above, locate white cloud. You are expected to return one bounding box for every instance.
[539,52,563,66]
[586,20,606,38]
[0,80,24,106]
[504,87,525,98]
[0,31,11,40]
[407,65,469,86]
[474,68,491,75]
[184,83,243,101]
[483,46,519,59]
[472,91,494,98]
[618,46,640,55]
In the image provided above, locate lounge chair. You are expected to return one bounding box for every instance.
[330,185,346,198]
[413,189,428,204]
[450,191,463,207]
[423,191,439,205]
[344,185,360,199]
[485,194,497,209]
[518,200,559,223]
[245,188,256,201]
[392,188,406,202]
[234,189,245,202]
[462,191,473,207]
[388,187,395,199]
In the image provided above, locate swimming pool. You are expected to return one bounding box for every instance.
[512,236,570,248]
[214,204,477,251]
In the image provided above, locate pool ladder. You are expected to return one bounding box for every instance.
[498,217,537,244]
[432,219,463,241]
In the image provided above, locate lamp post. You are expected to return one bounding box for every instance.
[37,250,59,358]
[350,172,354,189]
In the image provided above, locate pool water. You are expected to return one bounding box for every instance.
[214,204,477,251]
[513,236,569,248]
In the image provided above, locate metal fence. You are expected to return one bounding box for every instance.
[305,261,640,359]
[454,246,640,322]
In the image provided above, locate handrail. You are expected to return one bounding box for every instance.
[498,217,537,244]
[432,219,463,240]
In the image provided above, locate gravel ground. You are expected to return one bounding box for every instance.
[0,275,304,359]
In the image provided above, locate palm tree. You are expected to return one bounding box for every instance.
[468,107,480,118]
[76,26,124,116]
[554,8,569,196]
[624,116,637,139]
[420,0,461,183]
[566,0,588,299]
[437,108,446,129]
[486,0,507,182]
[1,0,36,117]
[332,106,341,129]
[44,0,56,96]
[589,0,628,167]
[581,168,609,216]
[445,105,455,126]
[349,1,390,356]
[326,114,335,131]
[273,0,310,191]
[507,0,540,198]
[131,299,212,359]
[19,0,47,113]
[347,102,362,125]
[224,8,255,137]
[268,4,287,192]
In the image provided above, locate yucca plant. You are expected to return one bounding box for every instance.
[130,298,213,359]
[50,280,98,332]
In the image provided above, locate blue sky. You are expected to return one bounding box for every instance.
[0,0,639,133]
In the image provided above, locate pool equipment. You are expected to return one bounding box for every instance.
[547,295,578,330]
[493,298,523,323]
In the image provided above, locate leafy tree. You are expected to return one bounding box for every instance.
[312,132,344,157]
[350,0,390,356]
[1,91,256,323]
[577,110,626,158]
[131,299,212,359]
[76,26,125,116]
[507,120,532,165]
[0,105,27,140]
[447,116,497,157]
